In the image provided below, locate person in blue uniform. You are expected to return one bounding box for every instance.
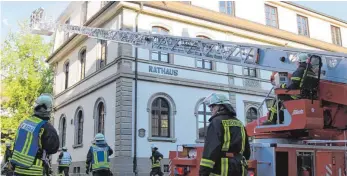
[9,93,60,176]
[57,147,71,176]
[86,133,113,176]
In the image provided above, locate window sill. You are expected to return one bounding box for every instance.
[148,137,177,143]
[72,144,83,149]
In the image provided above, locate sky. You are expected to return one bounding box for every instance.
[1,1,347,45]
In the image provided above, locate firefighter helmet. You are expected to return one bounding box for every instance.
[298,53,310,63]
[62,146,67,151]
[34,93,54,116]
[5,141,11,147]
[203,93,231,107]
[95,133,105,141]
[151,144,158,150]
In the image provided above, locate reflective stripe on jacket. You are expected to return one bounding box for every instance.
[59,152,72,166]
[91,145,110,170]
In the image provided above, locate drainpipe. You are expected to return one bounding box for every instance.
[133,2,143,176]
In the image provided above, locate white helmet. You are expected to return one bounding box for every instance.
[5,141,11,147]
[34,93,54,117]
[62,146,67,151]
[151,144,158,149]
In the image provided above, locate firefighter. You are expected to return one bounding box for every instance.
[1,142,12,175]
[263,53,316,125]
[9,93,60,176]
[57,147,71,176]
[199,93,251,176]
[4,142,12,163]
[86,133,113,176]
[149,144,164,176]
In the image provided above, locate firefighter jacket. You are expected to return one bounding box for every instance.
[10,115,59,176]
[150,150,163,168]
[58,151,72,167]
[199,111,251,176]
[86,142,113,172]
[282,63,315,90]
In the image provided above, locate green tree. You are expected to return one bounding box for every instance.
[0,20,53,155]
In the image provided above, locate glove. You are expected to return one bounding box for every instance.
[280,83,287,88]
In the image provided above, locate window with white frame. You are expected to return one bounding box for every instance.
[265,4,278,28]
[97,102,105,134]
[64,61,69,89]
[64,18,70,41]
[196,35,212,70]
[79,48,86,80]
[59,115,67,148]
[74,108,84,146]
[243,67,257,77]
[99,40,107,69]
[151,26,170,63]
[219,1,235,16]
[331,25,342,46]
[81,1,88,25]
[297,15,309,37]
[151,97,170,138]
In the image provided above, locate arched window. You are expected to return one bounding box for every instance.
[151,26,169,62]
[147,93,176,142]
[94,98,106,135]
[151,97,170,137]
[64,61,69,89]
[196,35,212,70]
[197,102,212,140]
[59,115,67,148]
[79,48,86,80]
[74,107,84,146]
[246,107,258,123]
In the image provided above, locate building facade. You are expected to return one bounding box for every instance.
[48,1,347,175]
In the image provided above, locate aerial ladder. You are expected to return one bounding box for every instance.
[30,7,347,176]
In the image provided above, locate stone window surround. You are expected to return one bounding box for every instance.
[93,97,107,136]
[147,92,177,142]
[73,106,84,148]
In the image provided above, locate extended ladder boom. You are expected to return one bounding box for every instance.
[30,8,347,84]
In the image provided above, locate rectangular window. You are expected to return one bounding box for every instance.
[243,67,257,77]
[64,62,69,89]
[100,1,109,7]
[100,40,107,69]
[64,18,70,42]
[180,1,191,5]
[81,2,88,25]
[219,1,235,16]
[151,27,170,63]
[80,50,86,80]
[197,59,212,70]
[331,25,342,46]
[297,15,309,37]
[265,4,278,28]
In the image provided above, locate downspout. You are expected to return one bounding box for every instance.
[133,2,143,176]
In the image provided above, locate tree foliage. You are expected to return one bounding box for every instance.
[0,20,53,155]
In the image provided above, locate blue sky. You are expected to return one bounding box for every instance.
[1,1,347,44]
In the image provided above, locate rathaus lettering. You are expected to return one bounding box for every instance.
[149,65,178,76]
